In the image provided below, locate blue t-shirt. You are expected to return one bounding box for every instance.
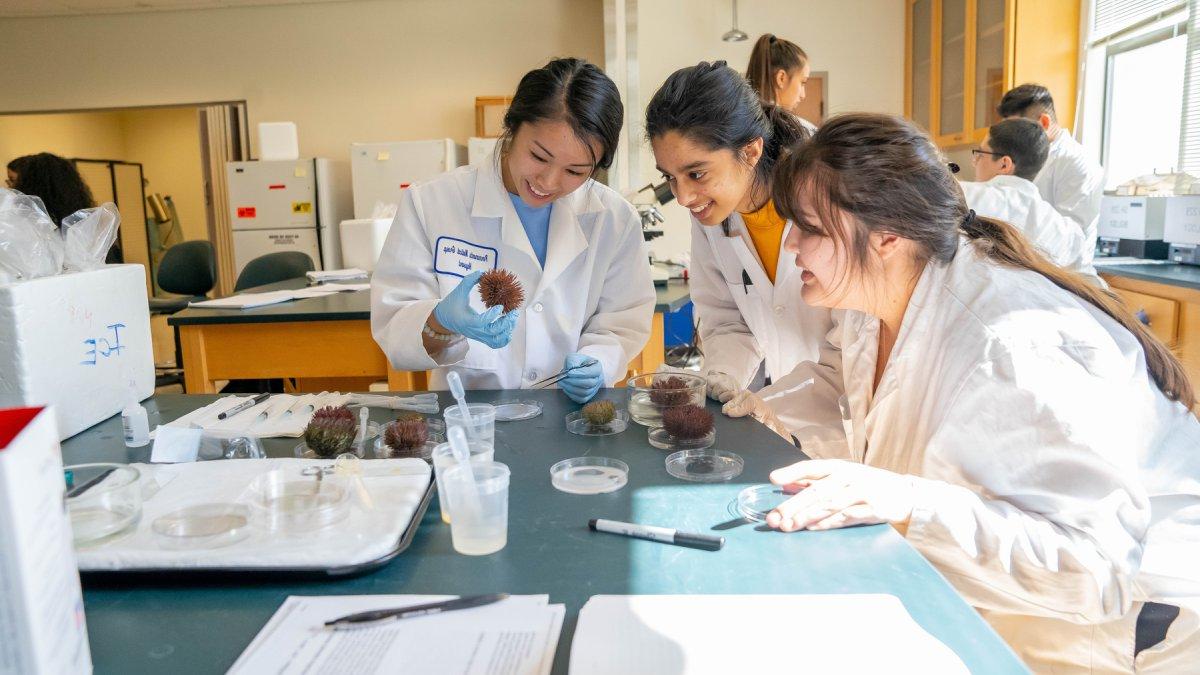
[508,193,552,268]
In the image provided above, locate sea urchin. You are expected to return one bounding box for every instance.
[479,268,525,312]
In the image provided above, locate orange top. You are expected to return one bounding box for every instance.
[740,199,786,284]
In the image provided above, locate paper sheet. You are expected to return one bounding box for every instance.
[156,392,351,438]
[569,594,969,674]
[230,594,564,675]
[307,268,368,281]
[189,290,299,309]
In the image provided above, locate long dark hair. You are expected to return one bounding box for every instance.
[12,152,94,226]
[746,34,808,107]
[772,112,1194,408]
[499,57,623,173]
[645,61,811,205]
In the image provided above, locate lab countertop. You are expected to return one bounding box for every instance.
[168,277,691,326]
[1096,260,1200,292]
[62,391,1023,675]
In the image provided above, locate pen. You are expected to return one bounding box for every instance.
[217,393,270,420]
[324,593,509,630]
[741,269,753,294]
[66,467,116,498]
[589,518,724,551]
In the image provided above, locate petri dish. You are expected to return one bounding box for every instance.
[293,441,365,460]
[664,449,744,483]
[152,503,251,550]
[247,469,350,535]
[647,427,715,450]
[550,457,630,495]
[494,400,543,422]
[64,463,142,546]
[735,484,799,521]
[565,409,629,436]
[373,435,439,461]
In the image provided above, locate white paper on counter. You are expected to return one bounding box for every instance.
[569,594,969,675]
[230,594,563,675]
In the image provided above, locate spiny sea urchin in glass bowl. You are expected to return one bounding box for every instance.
[624,372,705,427]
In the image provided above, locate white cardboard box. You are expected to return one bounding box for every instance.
[0,265,153,440]
[0,406,93,674]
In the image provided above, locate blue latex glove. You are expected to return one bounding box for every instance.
[433,270,519,349]
[559,353,604,403]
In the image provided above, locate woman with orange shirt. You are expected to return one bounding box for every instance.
[646,61,832,401]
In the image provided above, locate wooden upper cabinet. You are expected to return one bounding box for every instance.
[905,0,1080,148]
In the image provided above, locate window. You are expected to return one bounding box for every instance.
[1102,26,1188,189]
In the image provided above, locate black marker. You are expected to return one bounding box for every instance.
[217,392,270,420]
[741,269,753,294]
[589,518,724,551]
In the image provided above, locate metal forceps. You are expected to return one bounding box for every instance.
[531,359,599,389]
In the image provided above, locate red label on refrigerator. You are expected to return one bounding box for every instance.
[237,207,257,218]
[268,184,286,190]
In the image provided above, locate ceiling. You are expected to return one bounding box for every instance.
[0,0,357,18]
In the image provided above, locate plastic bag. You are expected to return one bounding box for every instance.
[0,187,65,281]
[61,202,120,272]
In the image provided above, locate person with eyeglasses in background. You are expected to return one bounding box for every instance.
[961,118,1099,281]
[998,84,1103,258]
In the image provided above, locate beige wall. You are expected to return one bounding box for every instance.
[0,108,208,242]
[0,112,128,165]
[119,109,208,242]
[633,0,906,259]
[0,0,604,161]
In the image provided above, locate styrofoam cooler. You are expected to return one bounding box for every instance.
[0,265,154,440]
[339,218,392,271]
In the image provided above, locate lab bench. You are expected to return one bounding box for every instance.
[167,278,691,394]
[63,390,1025,674]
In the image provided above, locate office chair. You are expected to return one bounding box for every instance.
[149,240,216,389]
[234,251,315,292]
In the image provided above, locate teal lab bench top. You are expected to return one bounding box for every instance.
[62,391,1026,674]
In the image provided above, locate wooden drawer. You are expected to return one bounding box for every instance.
[1112,288,1179,345]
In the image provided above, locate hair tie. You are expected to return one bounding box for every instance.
[769,35,777,43]
[961,209,976,227]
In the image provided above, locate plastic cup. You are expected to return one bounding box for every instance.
[443,403,496,446]
[441,461,510,556]
[431,439,495,523]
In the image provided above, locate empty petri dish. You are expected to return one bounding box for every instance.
[735,484,800,521]
[664,449,744,483]
[565,409,629,436]
[152,503,251,550]
[550,457,630,495]
[494,401,543,422]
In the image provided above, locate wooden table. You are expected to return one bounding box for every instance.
[168,279,692,394]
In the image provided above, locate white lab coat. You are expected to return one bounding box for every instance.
[370,152,656,390]
[689,213,834,388]
[960,174,1099,279]
[760,236,1200,672]
[1034,131,1104,263]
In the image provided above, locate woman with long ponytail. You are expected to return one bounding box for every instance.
[746,33,813,128]
[724,112,1200,672]
[645,61,832,402]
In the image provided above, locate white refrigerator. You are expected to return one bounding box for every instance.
[350,139,466,219]
[226,158,351,275]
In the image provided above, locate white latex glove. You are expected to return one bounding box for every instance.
[704,370,739,403]
[722,389,790,439]
[765,459,917,533]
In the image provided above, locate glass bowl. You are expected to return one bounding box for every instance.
[625,373,706,427]
[64,463,142,546]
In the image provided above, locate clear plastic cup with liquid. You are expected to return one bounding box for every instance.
[443,403,496,446]
[431,439,495,523]
[441,461,510,556]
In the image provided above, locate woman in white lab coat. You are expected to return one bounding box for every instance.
[645,61,832,401]
[725,113,1200,672]
[371,58,655,400]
